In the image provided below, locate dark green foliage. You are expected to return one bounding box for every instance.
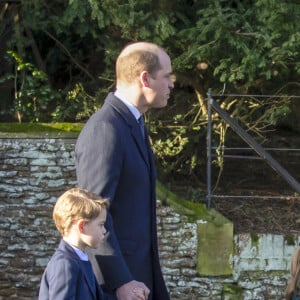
[0,51,61,122]
[0,0,299,193]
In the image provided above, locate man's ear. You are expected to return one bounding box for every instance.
[140,71,150,87]
[77,219,86,234]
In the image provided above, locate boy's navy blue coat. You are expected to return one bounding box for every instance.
[39,239,105,300]
[75,93,170,299]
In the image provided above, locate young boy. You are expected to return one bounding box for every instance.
[38,187,109,300]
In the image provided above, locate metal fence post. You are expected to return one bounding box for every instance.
[206,89,212,208]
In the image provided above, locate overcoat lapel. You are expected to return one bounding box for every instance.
[106,94,151,170]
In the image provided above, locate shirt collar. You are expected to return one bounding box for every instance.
[68,243,89,261]
[114,90,141,120]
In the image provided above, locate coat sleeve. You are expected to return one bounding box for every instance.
[75,119,134,291]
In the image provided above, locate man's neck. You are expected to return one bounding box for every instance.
[116,85,138,103]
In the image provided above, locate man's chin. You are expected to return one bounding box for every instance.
[162,99,169,107]
[160,98,169,107]
[151,99,168,109]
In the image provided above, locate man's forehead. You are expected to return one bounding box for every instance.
[159,53,172,71]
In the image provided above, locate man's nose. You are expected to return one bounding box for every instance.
[169,78,175,89]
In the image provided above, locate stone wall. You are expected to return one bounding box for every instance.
[0,138,296,299]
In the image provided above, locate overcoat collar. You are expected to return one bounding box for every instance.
[105,93,151,169]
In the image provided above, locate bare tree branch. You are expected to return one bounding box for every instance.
[43,29,95,81]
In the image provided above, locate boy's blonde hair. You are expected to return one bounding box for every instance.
[53,188,109,237]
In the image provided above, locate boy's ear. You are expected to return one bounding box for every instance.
[77,219,86,233]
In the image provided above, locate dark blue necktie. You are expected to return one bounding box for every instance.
[138,115,145,139]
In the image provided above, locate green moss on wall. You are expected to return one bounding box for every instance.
[156,181,230,225]
[197,221,233,276]
[157,181,234,276]
[0,122,83,132]
[250,233,260,248]
[284,234,296,246]
[0,123,83,138]
[222,283,244,299]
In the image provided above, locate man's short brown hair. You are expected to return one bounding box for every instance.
[116,42,164,84]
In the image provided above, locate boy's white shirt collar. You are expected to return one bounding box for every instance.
[67,242,89,261]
